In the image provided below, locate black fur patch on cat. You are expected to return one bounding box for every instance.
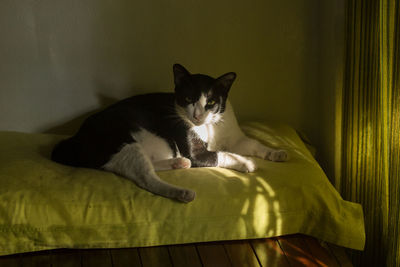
[52,93,185,168]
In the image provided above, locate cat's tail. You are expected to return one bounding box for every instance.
[51,138,80,167]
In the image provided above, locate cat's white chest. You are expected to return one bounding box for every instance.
[192,124,219,150]
[192,125,210,143]
[192,101,245,151]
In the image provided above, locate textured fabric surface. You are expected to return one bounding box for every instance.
[0,122,365,256]
[342,0,399,265]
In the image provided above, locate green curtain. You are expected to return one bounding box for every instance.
[342,0,400,266]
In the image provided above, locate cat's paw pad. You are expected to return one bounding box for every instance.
[236,158,257,173]
[172,157,191,169]
[177,189,196,203]
[266,150,288,162]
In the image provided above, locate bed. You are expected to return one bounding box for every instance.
[0,121,365,256]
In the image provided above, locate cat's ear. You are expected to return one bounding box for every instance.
[173,64,191,86]
[215,72,236,94]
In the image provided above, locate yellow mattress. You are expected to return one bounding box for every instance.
[0,122,365,255]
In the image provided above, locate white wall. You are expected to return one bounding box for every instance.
[0,0,319,132]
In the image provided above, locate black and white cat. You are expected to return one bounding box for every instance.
[52,64,288,203]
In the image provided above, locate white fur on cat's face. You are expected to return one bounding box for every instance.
[178,93,222,126]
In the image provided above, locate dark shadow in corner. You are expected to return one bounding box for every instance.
[43,94,119,135]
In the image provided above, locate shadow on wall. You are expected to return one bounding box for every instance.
[43,93,119,135]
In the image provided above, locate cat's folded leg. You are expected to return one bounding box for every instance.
[103,143,195,203]
[153,157,191,171]
[228,136,288,162]
[217,152,257,173]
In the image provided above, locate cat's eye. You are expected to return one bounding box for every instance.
[207,100,216,106]
[185,97,192,103]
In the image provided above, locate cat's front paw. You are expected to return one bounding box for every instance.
[172,157,192,169]
[266,150,288,162]
[218,152,257,173]
[235,157,257,173]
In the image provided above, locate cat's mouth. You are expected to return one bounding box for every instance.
[191,117,204,126]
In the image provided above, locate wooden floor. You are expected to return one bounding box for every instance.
[0,235,352,267]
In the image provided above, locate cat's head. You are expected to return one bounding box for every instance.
[173,64,236,126]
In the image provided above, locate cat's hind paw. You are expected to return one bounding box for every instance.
[177,189,196,203]
[266,150,288,162]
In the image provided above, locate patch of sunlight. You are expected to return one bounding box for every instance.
[274,201,282,235]
[255,176,276,197]
[209,169,284,237]
[240,199,250,215]
[273,200,282,235]
[253,193,269,235]
[267,229,276,236]
[253,176,282,236]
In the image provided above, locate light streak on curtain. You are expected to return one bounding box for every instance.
[342,0,400,266]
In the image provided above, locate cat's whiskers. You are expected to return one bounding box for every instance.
[211,113,224,125]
